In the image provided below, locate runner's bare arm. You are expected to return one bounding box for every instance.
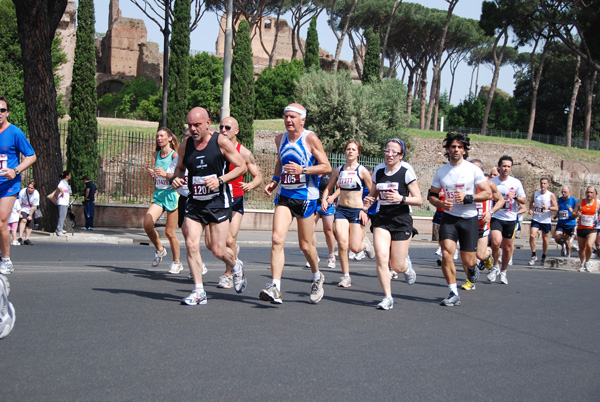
[240,146,263,192]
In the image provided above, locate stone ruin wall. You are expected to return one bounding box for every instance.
[215,15,357,78]
[55,0,77,111]
[56,0,163,109]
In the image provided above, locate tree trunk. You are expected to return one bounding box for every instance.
[258,1,284,68]
[482,31,508,136]
[582,68,596,150]
[433,77,441,131]
[419,61,429,130]
[161,0,170,127]
[526,39,550,140]
[474,61,480,98]
[330,0,358,71]
[425,0,457,131]
[405,66,415,125]
[379,0,401,78]
[347,32,363,80]
[469,64,475,98]
[14,0,67,232]
[565,55,581,148]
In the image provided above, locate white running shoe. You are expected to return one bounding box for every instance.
[579,263,586,272]
[232,259,247,293]
[354,250,366,261]
[454,249,459,260]
[435,247,442,256]
[181,289,207,306]
[0,259,13,275]
[10,241,19,246]
[0,274,15,339]
[390,269,399,280]
[488,265,500,282]
[327,255,336,269]
[152,248,167,267]
[528,255,538,266]
[309,272,325,304]
[499,271,508,285]
[508,257,513,266]
[348,251,356,260]
[363,236,375,259]
[217,274,233,289]
[377,296,394,310]
[259,283,283,304]
[584,261,591,272]
[168,262,183,274]
[403,257,416,285]
[202,263,208,275]
[338,276,351,287]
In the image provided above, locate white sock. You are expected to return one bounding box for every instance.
[195,283,204,292]
[1,257,10,262]
[342,274,350,279]
[449,283,458,295]
[272,279,281,290]
[311,271,321,281]
[231,260,240,274]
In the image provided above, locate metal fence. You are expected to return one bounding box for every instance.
[54,125,443,215]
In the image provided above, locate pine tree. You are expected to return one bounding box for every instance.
[166,0,190,135]
[304,16,320,70]
[67,0,98,194]
[230,19,255,146]
[362,28,381,85]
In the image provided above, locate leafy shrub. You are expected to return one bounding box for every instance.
[187,52,223,122]
[98,76,159,119]
[255,59,304,119]
[295,70,411,158]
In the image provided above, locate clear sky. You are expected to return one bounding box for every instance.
[92,0,516,105]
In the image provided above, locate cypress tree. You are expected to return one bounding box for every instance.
[362,28,381,85]
[230,20,255,146]
[167,0,190,135]
[304,16,320,70]
[67,0,98,193]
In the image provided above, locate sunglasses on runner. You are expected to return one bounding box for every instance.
[0,108,8,113]
[219,125,232,131]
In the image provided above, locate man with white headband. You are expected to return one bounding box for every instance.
[261,103,332,304]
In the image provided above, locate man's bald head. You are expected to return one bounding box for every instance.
[187,107,211,140]
[220,116,240,141]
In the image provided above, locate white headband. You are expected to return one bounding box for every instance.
[284,106,306,118]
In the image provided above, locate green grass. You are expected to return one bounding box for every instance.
[253,119,284,131]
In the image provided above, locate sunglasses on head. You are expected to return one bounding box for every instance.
[219,125,232,131]
[0,108,8,113]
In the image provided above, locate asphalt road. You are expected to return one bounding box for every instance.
[1,239,599,401]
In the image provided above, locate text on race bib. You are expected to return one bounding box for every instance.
[191,174,219,201]
[155,176,170,190]
[338,171,358,190]
[581,214,595,227]
[377,182,400,205]
[281,172,306,189]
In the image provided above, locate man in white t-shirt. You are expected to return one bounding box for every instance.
[528,178,558,266]
[488,156,527,284]
[428,133,491,307]
[17,181,39,245]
